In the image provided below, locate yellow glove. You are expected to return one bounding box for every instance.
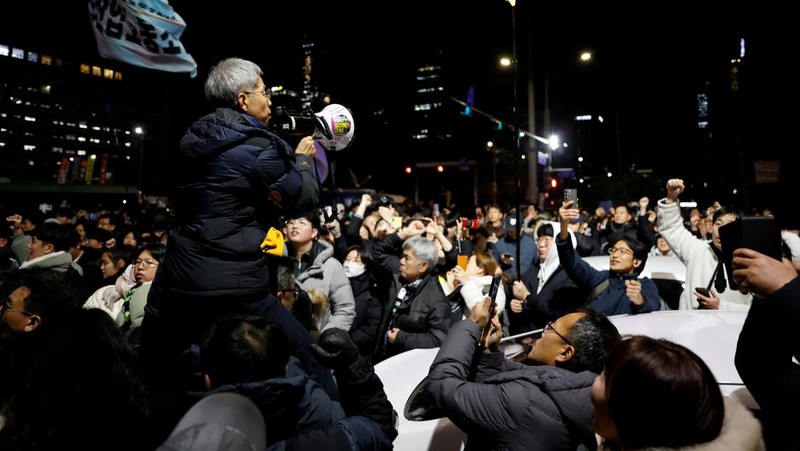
[260,227,286,256]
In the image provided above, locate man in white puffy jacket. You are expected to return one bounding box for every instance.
[656,178,752,310]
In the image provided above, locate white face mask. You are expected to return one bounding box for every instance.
[343,261,366,278]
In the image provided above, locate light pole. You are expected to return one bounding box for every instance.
[134,126,144,191]
[487,141,497,203]
[579,50,622,176]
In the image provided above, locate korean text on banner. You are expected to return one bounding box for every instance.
[88,0,197,78]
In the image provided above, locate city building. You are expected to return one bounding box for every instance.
[0,41,175,210]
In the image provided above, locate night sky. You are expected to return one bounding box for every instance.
[1,3,791,211]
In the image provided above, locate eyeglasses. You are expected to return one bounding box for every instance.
[134,259,159,268]
[1,301,37,317]
[285,219,311,228]
[537,236,553,244]
[543,321,572,346]
[280,287,301,296]
[243,88,272,99]
[607,247,634,256]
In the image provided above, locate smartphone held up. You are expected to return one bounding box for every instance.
[564,188,579,209]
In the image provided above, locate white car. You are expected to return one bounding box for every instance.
[374,255,757,451]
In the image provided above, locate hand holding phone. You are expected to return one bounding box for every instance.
[564,188,579,209]
[694,287,710,297]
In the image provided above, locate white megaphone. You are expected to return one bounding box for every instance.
[270,103,355,152]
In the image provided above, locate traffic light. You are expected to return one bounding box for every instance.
[436,165,444,173]
[404,166,412,174]
[549,176,559,190]
[460,86,474,117]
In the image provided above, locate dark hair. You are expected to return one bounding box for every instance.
[603,335,724,448]
[286,208,321,231]
[536,223,554,238]
[137,243,165,263]
[612,236,648,270]
[103,246,134,271]
[568,308,620,373]
[3,269,82,326]
[97,212,120,228]
[0,308,150,451]
[712,205,742,223]
[201,314,290,387]
[30,222,73,252]
[55,206,74,220]
[345,244,377,276]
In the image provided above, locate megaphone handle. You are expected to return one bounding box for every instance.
[315,114,334,140]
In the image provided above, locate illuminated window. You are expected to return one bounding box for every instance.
[114,72,123,81]
[11,48,24,59]
[0,45,8,57]
[27,52,38,63]
[40,85,52,94]
[41,55,52,65]
[24,145,36,151]
[103,68,114,79]
[80,64,91,74]
[24,116,36,122]
[92,66,102,76]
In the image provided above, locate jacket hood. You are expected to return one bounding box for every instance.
[180,108,281,160]
[486,366,597,445]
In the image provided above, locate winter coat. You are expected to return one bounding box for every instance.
[161,108,318,298]
[656,199,752,310]
[295,240,356,332]
[556,235,660,315]
[19,250,83,276]
[372,233,450,361]
[595,396,763,450]
[735,277,800,450]
[427,319,598,450]
[347,272,383,358]
[192,357,345,447]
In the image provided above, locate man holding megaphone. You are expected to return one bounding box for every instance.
[139,57,339,402]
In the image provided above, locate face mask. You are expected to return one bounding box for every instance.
[343,261,366,278]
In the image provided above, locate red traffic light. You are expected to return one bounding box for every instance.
[404,166,412,174]
[550,177,558,189]
[437,165,444,173]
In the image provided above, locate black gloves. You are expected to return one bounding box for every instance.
[310,328,360,370]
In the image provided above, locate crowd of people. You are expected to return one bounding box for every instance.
[0,56,798,450]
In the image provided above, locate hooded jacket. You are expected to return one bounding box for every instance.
[191,357,345,447]
[19,250,83,276]
[656,199,752,311]
[162,108,318,297]
[295,240,356,332]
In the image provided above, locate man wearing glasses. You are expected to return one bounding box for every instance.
[556,201,662,315]
[427,298,620,450]
[0,269,82,409]
[139,57,334,400]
